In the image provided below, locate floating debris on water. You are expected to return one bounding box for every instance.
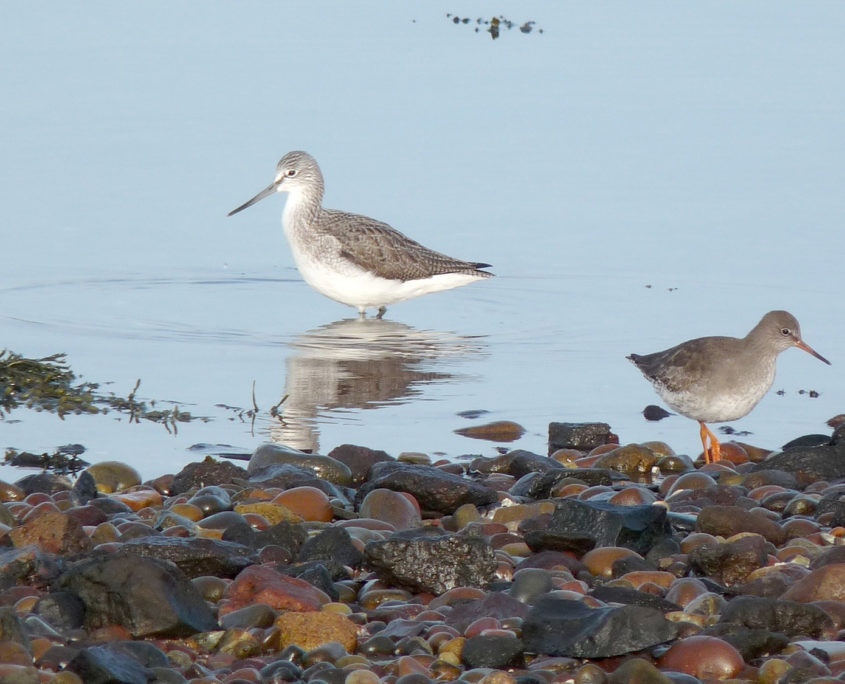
[446,13,543,39]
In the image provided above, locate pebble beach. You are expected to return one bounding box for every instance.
[3,420,845,684]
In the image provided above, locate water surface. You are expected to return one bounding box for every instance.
[2,2,844,480]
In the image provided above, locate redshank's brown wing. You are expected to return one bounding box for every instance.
[628,337,735,394]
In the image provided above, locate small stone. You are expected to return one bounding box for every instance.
[359,489,421,531]
[695,505,786,545]
[548,422,618,452]
[83,462,142,493]
[658,635,744,680]
[9,510,92,555]
[522,596,677,657]
[275,611,358,651]
[454,420,526,442]
[365,533,496,594]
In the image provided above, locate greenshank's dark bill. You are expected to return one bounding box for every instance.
[628,310,830,463]
[229,151,493,318]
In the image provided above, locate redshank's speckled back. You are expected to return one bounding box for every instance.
[628,310,830,463]
[228,151,493,317]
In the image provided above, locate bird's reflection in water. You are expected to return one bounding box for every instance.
[269,317,487,453]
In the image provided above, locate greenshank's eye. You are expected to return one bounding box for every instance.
[286,169,297,177]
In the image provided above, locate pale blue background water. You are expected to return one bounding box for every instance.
[1,2,843,481]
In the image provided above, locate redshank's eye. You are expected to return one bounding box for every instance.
[781,328,790,336]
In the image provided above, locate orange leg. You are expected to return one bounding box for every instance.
[698,421,722,463]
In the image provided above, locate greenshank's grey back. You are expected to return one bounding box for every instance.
[229,151,493,317]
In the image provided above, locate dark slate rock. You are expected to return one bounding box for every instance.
[0,605,32,654]
[815,496,845,528]
[548,422,616,452]
[14,472,73,495]
[0,546,64,592]
[298,526,362,568]
[522,528,596,555]
[612,554,655,577]
[522,597,677,658]
[281,562,340,600]
[117,536,256,578]
[742,469,799,491]
[223,520,308,562]
[247,463,347,498]
[688,535,770,587]
[695,505,785,545]
[445,593,530,633]
[547,499,671,555]
[356,462,498,514]
[365,533,496,594]
[509,568,554,604]
[260,660,303,682]
[221,521,257,548]
[589,586,681,613]
[66,644,153,684]
[34,591,85,632]
[71,471,99,505]
[514,550,585,576]
[170,458,248,494]
[705,623,790,661]
[645,536,682,566]
[461,633,523,669]
[327,444,394,484]
[507,450,566,478]
[811,545,845,570]
[782,434,833,450]
[666,484,755,510]
[510,467,617,499]
[718,595,835,638]
[248,443,352,485]
[751,443,845,487]
[87,496,134,516]
[220,603,278,630]
[467,451,518,475]
[58,555,218,637]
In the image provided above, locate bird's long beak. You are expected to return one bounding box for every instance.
[796,339,831,365]
[228,182,278,217]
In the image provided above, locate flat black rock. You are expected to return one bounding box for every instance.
[356,462,498,514]
[118,536,257,578]
[66,644,154,684]
[522,596,677,658]
[58,555,218,638]
[547,499,671,556]
[365,533,496,594]
[461,633,524,669]
[718,595,834,638]
[298,526,363,568]
[548,422,616,452]
[589,585,680,613]
[751,443,845,487]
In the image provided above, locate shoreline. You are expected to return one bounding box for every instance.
[2,421,845,683]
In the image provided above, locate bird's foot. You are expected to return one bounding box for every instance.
[376,306,387,319]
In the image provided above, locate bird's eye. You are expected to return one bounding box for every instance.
[781,328,791,336]
[286,169,297,177]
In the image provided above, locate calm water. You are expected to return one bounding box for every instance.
[2,2,844,481]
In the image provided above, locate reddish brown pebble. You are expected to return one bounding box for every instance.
[659,634,744,679]
[272,486,333,522]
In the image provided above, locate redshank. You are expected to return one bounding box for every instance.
[228,151,493,318]
[628,310,830,463]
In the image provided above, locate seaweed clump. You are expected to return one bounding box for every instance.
[0,351,98,418]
